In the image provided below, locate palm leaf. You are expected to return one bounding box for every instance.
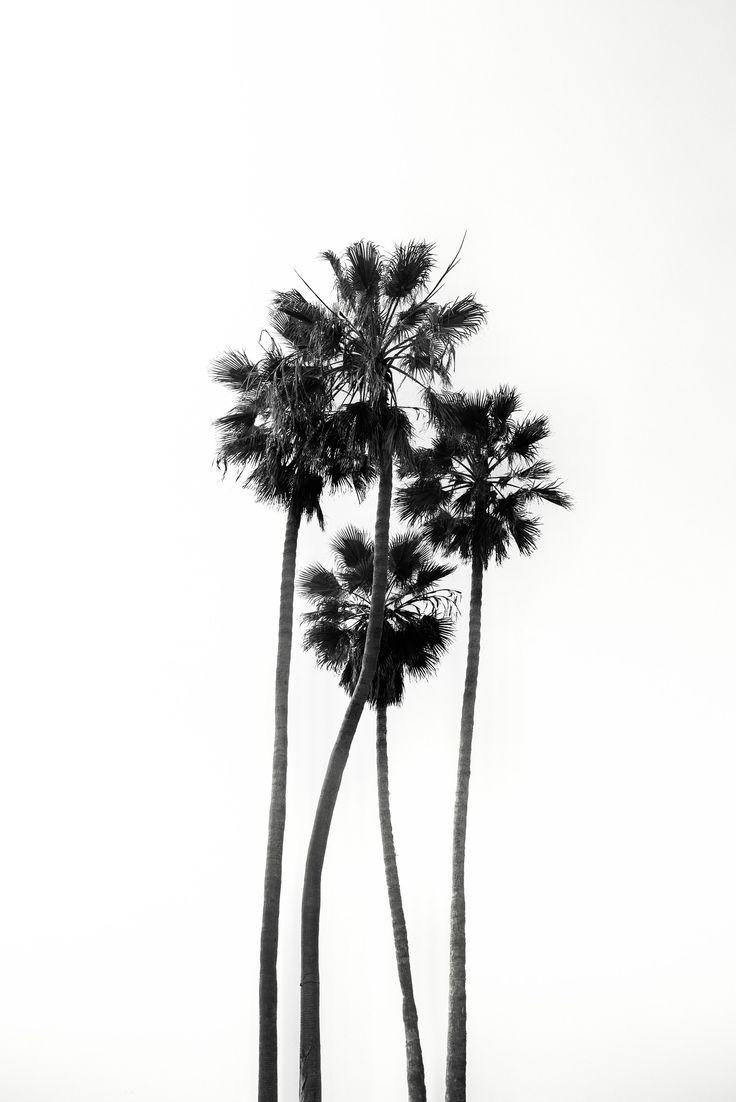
[210,350,259,390]
[508,415,550,459]
[387,532,425,584]
[331,526,372,571]
[382,241,435,301]
[489,385,522,426]
[345,240,382,298]
[299,564,342,602]
[395,478,450,523]
[432,296,487,342]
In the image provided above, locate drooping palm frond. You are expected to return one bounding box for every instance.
[390,615,454,680]
[301,617,352,673]
[299,565,342,602]
[320,451,375,500]
[395,477,450,523]
[210,349,260,391]
[507,512,541,556]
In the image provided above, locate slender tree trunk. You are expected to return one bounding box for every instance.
[376,705,427,1102]
[445,552,484,1102]
[299,450,394,1102]
[259,498,301,1102]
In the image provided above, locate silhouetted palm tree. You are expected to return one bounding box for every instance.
[272,240,485,1102]
[396,388,572,1102]
[299,528,457,1102]
[212,347,370,1102]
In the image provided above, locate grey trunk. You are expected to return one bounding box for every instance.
[445,553,484,1102]
[299,451,394,1102]
[376,704,427,1102]
[259,499,301,1102]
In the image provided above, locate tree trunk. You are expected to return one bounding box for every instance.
[445,552,484,1102]
[376,704,427,1102]
[299,450,394,1102]
[259,498,301,1102]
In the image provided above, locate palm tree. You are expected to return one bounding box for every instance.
[270,240,485,1102]
[396,388,572,1102]
[299,528,457,1102]
[212,346,370,1102]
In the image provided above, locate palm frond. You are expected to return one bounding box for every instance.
[527,481,573,509]
[382,241,435,301]
[387,531,426,584]
[508,415,550,459]
[331,525,373,571]
[432,296,487,343]
[210,350,260,391]
[395,478,451,523]
[489,385,522,426]
[507,513,541,556]
[421,508,463,554]
[270,290,340,355]
[393,300,433,337]
[514,459,555,481]
[302,619,352,671]
[299,564,342,603]
[381,405,414,465]
[320,249,354,304]
[450,391,495,437]
[344,240,382,299]
[392,615,455,679]
[413,560,456,592]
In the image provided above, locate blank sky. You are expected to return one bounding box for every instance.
[2,1,736,1100]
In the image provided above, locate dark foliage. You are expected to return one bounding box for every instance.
[397,388,572,567]
[300,528,458,708]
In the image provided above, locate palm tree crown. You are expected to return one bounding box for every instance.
[270,239,487,468]
[212,344,372,524]
[397,387,572,564]
[300,527,458,708]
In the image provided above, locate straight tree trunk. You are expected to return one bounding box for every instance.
[375,704,426,1102]
[299,450,394,1102]
[259,498,302,1102]
[445,552,484,1102]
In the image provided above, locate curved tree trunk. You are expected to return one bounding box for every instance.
[445,552,484,1102]
[259,498,301,1102]
[376,704,427,1102]
[299,450,394,1102]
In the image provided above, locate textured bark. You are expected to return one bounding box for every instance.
[299,451,394,1102]
[376,705,427,1102]
[258,499,302,1102]
[445,553,484,1102]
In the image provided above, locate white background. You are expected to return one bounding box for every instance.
[2,1,736,1099]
